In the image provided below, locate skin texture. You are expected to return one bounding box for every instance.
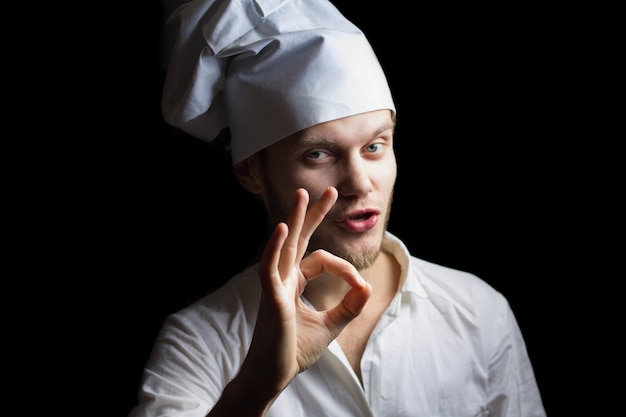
[238,109,397,271]
[210,109,397,416]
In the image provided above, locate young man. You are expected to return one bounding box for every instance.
[129,0,546,416]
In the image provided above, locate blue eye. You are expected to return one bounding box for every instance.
[306,150,328,159]
[366,143,383,153]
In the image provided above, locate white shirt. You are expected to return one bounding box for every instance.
[129,232,546,417]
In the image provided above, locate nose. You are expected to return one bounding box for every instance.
[336,156,373,198]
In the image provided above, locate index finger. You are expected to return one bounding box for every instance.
[278,188,310,276]
[295,187,338,261]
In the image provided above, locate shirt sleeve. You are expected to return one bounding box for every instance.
[128,313,239,417]
[486,299,547,417]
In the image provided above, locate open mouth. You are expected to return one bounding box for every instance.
[339,210,380,232]
[349,212,374,221]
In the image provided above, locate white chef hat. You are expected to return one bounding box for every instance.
[161,0,396,165]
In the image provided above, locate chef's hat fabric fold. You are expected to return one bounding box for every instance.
[161,0,395,164]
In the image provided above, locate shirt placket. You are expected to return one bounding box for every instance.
[360,292,403,416]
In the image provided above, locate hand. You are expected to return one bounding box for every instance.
[239,187,372,404]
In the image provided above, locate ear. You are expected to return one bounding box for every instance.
[233,156,264,194]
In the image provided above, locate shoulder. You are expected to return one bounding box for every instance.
[160,264,262,341]
[413,257,500,297]
[407,255,520,345]
[384,231,506,308]
[410,255,509,312]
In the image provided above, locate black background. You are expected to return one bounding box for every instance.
[42,1,601,416]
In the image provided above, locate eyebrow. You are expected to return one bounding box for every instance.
[297,121,396,147]
[298,135,337,148]
[375,121,396,136]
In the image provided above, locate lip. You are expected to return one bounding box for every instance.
[334,208,380,233]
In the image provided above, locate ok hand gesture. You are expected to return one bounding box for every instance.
[234,187,371,412]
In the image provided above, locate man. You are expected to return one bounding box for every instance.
[129,0,546,416]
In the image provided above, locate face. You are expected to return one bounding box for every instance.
[246,109,396,271]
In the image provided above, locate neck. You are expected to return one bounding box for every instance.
[303,250,400,311]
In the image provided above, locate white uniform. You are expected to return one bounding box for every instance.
[129,232,546,417]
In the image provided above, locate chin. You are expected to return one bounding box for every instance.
[310,229,384,271]
[342,249,381,271]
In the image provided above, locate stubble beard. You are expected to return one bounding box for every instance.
[264,181,394,272]
[310,231,384,271]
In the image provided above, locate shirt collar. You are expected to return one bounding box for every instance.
[383,231,428,298]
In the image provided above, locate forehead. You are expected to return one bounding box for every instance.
[272,110,395,151]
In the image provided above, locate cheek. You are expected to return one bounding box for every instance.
[264,167,322,214]
[376,159,398,190]
[297,175,335,202]
[268,162,335,199]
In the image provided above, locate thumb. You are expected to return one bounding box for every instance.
[326,278,372,332]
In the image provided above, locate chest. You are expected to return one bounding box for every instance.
[272,313,490,417]
[336,292,395,380]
